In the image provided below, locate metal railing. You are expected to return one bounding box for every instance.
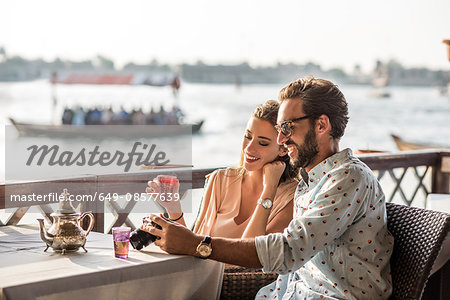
[1,150,449,233]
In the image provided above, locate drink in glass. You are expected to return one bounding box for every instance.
[112,227,131,259]
[156,175,179,199]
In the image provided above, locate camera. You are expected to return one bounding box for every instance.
[129,217,161,250]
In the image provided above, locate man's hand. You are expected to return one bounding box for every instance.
[141,214,201,256]
[142,215,262,268]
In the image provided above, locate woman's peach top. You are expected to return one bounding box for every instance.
[193,168,298,238]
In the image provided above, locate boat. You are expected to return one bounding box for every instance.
[9,118,204,139]
[370,61,391,98]
[391,41,450,151]
[354,149,388,155]
[369,90,391,98]
[391,134,449,151]
[51,72,180,87]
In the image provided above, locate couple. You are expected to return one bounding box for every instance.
[144,76,394,299]
[148,99,299,239]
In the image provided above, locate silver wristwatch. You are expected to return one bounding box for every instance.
[257,198,273,209]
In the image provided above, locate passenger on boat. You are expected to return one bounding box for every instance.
[85,107,102,125]
[101,107,114,125]
[72,107,85,125]
[62,107,73,125]
[143,77,394,300]
[131,108,146,125]
[145,107,156,125]
[61,105,186,126]
[146,100,299,238]
[117,106,130,125]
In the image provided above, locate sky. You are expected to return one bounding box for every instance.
[1,0,449,72]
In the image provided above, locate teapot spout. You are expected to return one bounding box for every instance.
[37,218,53,247]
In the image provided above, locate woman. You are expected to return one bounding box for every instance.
[147,100,299,238]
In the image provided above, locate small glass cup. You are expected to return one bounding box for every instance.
[156,175,179,197]
[112,227,131,259]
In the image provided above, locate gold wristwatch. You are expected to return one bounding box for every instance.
[196,236,212,259]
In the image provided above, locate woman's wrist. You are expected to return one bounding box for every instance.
[163,200,183,214]
[164,212,184,221]
[260,185,277,200]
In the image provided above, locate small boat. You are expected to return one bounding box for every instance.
[354,149,388,155]
[9,118,204,139]
[369,90,391,98]
[370,61,391,99]
[391,134,449,151]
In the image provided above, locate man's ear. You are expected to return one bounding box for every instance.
[316,114,331,135]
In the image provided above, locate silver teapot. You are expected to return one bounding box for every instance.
[37,189,95,254]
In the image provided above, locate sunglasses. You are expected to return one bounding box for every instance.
[275,115,311,137]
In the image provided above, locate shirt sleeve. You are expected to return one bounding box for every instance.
[255,164,368,274]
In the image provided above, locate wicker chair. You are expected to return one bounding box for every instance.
[220,266,277,300]
[220,203,450,300]
[386,202,449,300]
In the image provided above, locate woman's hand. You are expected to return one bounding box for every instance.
[146,175,182,214]
[241,161,286,239]
[262,161,286,189]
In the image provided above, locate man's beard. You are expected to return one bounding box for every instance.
[288,127,319,169]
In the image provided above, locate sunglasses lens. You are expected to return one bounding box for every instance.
[281,123,291,136]
[276,122,292,136]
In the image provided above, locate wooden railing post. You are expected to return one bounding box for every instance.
[432,152,450,194]
[82,176,104,233]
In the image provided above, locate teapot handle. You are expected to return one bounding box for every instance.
[78,212,95,236]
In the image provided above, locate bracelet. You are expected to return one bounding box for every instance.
[163,212,184,221]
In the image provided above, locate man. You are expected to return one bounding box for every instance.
[143,76,394,299]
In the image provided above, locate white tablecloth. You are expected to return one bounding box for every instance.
[426,193,450,214]
[0,225,224,300]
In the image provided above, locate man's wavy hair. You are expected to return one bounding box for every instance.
[278,76,349,140]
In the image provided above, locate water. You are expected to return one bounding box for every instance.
[1,80,449,171]
[1,80,449,228]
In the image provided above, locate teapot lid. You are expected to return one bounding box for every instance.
[56,188,77,214]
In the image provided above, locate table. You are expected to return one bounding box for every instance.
[0,225,224,300]
[426,193,450,214]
